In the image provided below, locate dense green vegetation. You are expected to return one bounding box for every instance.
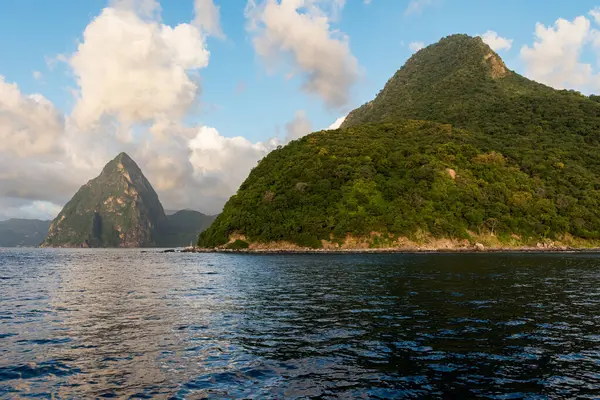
[199,120,600,248]
[0,219,50,247]
[199,34,600,249]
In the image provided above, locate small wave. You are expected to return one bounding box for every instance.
[0,361,80,381]
[15,337,72,345]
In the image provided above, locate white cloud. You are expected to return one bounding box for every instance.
[0,78,91,216]
[187,126,279,209]
[284,110,312,141]
[479,30,513,52]
[409,41,425,52]
[0,76,64,157]
[0,2,220,217]
[590,7,600,25]
[327,114,346,129]
[33,71,43,80]
[0,200,63,221]
[405,0,433,16]
[0,1,347,219]
[194,0,225,38]
[520,15,595,91]
[70,6,209,129]
[110,0,161,19]
[246,0,359,108]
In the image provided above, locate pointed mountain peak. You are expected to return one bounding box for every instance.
[106,152,139,169]
[341,33,519,129]
[42,152,166,248]
[114,151,133,163]
[407,34,510,80]
[100,152,145,183]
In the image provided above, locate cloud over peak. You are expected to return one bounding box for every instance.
[246,0,359,108]
[479,31,513,52]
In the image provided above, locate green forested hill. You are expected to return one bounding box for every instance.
[198,34,600,249]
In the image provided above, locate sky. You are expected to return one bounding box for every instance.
[2,0,600,220]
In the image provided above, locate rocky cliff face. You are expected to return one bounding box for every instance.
[42,153,167,248]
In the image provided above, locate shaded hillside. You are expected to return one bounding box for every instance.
[157,210,216,247]
[0,219,50,247]
[199,35,600,249]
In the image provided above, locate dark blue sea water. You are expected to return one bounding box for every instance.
[0,249,599,399]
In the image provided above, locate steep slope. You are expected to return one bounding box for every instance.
[342,34,600,139]
[0,219,50,247]
[156,210,217,247]
[199,35,600,249]
[42,153,167,247]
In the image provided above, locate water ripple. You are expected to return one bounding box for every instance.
[0,249,599,398]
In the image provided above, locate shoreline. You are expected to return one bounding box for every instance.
[181,246,600,254]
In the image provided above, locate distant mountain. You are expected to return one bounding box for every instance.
[40,153,216,248]
[157,210,217,247]
[0,219,50,247]
[42,153,167,248]
[198,34,600,249]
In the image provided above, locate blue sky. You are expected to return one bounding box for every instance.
[2,0,599,141]
[1,0,600,219]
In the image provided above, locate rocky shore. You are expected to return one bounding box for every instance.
[180,244,597,254]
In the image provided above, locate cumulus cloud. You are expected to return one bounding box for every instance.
[0,78,92,220]
[187,126,279,210]
[479,30,513,52]
[0,76,117,217]
[0,76,64,157]
[194,0,225,38]
[0,1,340,219]
[409,41,425,52]
[70,5,210,129]
[405,0,434,16]
[0,1,221,218]
[520,15,595,91]
[327,114,346,129]
[246,0,359,108]
[0,199,63,221]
